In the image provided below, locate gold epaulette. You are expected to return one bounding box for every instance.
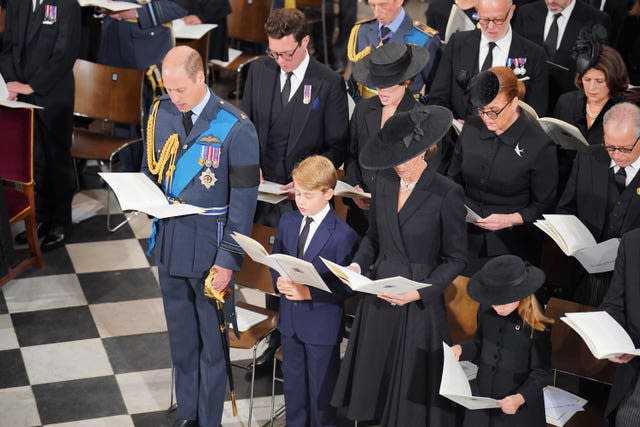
[413,21,439,37]
[146,99,180,190]
[347,18,377,63]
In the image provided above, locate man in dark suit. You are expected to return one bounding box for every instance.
[430,0,550,119]
[240,7,349,369]
[601,227,640,427]
[556,102,640,303]
[0,0,80,250]
[513,0,610,112]
[174,0,231,61]
[143,46,259,427]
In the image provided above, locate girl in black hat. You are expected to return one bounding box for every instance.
[343,40,430,237]
[332,106,468,427]
[451,255,554,427]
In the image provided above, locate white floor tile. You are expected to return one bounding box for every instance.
[0,314,19,351]
[21,339,113,385]
[0,386,41,427]
[44,415,134,427]
[115,368,173,414]
[2,274,87,314]
[127,212,152,240]
[72,191,106,224]
[221,395,285,427]
[66,240,150,274]
[90,298,167,337]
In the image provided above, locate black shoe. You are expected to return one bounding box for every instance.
[14,223,49,245]
[41,227,67,251]
[172,419,199,427]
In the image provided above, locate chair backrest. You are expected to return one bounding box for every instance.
[235,223,278,294]
[72,59,144,125]
[227,0,271,44]
[546,297,617,384]
[0,107,34,185]
[444,275,479,344]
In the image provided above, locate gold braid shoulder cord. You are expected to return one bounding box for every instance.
[146,99,180,194]
[347,23,373,63]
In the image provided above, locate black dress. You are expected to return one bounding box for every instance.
[447,114,558,274]
[460,305,552,427]
[331,167,468,426]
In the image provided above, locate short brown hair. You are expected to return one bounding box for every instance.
[574,45,629,95]
[291,155,337,192]
[265,8,307,42]
[489,66,526,101]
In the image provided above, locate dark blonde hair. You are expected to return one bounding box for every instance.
[488,66,526,101]
[574,45,630,95]
[291,155,337,192]
[518,295,554,337]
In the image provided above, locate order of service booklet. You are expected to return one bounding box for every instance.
[561,311,640,360]
[321,258,430,295]
[77,0,141,11]
[518,101,589,151]
[230,232,331,293]
[258,180,289,204]
[534,214,619,274]
[99,172,204,219]
[0,73,42,109]
[439,342,500,410]
[334,181,371,199]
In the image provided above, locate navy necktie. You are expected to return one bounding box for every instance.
[182,111,193,135]
[297,217,313,257]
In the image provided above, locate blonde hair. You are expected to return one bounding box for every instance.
[291,155,337,191]
[518,295,554,337]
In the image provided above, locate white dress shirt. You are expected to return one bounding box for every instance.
[478,26,513,72]
[280,51,310,103]
[544,0,577,51]
[298,203,330,255]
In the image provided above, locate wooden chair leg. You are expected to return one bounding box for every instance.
[24,212,43,268]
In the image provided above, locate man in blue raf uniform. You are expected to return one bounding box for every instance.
[347,0,441,97]
[142,46,259,427]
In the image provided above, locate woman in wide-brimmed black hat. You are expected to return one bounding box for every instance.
[332,106,468,427]
[342,40,430,237]
[451,255,554,427]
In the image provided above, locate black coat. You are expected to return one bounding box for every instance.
[460,305,552,427]
[615,13,640,86]
[601,228,640,426]
[332,167,467,426]
[174,0,231,61]
[513,0,611,111]
[429,28,549,119]
[448,114,558,268]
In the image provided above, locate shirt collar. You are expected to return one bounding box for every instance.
[307,203,331,226]
[609,156,640,173]
[191,87,210,120]
[380,7,406,33]
[479,113,527,144]
[547,0,576,19]
[281,49,310,82]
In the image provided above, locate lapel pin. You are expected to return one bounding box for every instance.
[303,85,312,105]
[514,143,524,157]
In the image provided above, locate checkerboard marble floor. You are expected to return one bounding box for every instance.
[0,187,288,427]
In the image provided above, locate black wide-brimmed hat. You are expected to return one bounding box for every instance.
[467,255,545,305]
[359,105,453,170]
[469,70,501,108]
[352,41,430,88]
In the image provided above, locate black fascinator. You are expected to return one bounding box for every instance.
[572,24,608,75]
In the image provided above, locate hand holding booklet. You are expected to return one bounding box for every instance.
[561,311,640,360]
[0,73,42,109]
[99,172,204,218]
[258,180,289,204]
[439,342,500,410]
[534,214,619,273]
[320,258,430,295]
[77,0,141,12]
[230,232,331,293]
[334,181,371,199]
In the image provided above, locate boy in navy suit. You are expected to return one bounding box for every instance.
[272,155,359,427]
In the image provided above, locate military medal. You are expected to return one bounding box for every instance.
[200,168,217,189]
[43,4,57,25]
[303,85,312,105]
[636,187,640,196]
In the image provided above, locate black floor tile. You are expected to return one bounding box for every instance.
[12,306,99,347]
[78,268,160,304]
[103,332,172,374]
[231,362,279,400]
[18,246,75,278]
[131,410,176,427]
[0,290,7,314]
[0,349,29,388]
[32,375,127,425]
[66,214,134,244]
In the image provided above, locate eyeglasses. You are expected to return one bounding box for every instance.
[604,136,640,154]
[477,98,513,120]
[266,43,300,60]
[477,10,511,27]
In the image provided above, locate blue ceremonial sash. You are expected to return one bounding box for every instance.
[166,109,239,198]
[404,28,430,47]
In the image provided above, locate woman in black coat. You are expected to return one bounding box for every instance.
[448,67,558,274]
[343,41,429,236]
[332,107,467,427]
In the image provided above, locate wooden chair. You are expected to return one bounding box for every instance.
[0,107,44,287]
[209,0,272,105]
[71,59,144,231]
[444,275,479,344]
[233,222,279,427]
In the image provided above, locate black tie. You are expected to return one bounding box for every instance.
[297,217,313,257]
[182,111,193,135]
[614,167,627,194]
[380,26,392,44]
[545,13,561,57]
[281,72,292,106]
[481,42,497,72]
[33,0,41,13]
